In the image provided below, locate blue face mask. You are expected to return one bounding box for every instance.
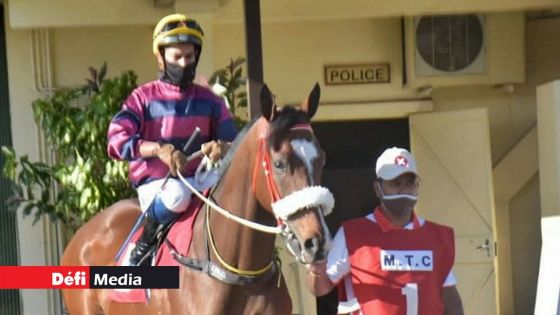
[161,61,196,87]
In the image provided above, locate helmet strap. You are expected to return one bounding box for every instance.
[156,48,166,71]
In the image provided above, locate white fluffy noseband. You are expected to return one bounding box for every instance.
[271,186,335,220]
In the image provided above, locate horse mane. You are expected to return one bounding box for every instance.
[213,106,309,187]
[267,106,310,151]
[216,118,257,178]
[216,107,309,177]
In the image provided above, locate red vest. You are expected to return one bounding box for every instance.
[342,209,455,315]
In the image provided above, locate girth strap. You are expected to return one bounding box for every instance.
[162,202,280,286]
[170,250,278,286]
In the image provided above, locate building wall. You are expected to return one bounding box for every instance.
[9,0,170,28]
[215,0,560,22]
[50,26,156,87]
[215,18,419,106]
[4,10,52,315]
[510,175,541,315]
[432,18,560,164]
[213,15,534,159]
[427,17,560,314]
[37,18,218,88]
[214,15,560,314]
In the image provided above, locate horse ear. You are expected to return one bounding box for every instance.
[301,82,320,119]
[260,84,276,121]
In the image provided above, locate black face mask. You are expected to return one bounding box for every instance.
[160,62,196,87]
[380,194,417,218]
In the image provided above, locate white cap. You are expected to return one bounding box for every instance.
[375,147,418,180]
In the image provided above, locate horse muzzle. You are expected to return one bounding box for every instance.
[273,186,334,264]
[283,224,330,264]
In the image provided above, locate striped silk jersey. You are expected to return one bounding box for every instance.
[107,80,237,187]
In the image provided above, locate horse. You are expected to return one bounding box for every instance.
[60,83,333,315]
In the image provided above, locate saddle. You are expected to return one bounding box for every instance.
[109,195,204,303]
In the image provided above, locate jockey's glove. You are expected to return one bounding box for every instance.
[157,143,188,176]
[201,140,230,163]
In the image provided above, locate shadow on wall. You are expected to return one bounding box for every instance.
[313,118,410,232]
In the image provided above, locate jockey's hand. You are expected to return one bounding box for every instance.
[157,143,188,176]
[201,140,230,163]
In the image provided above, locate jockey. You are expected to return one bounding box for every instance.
[107,13,237,266]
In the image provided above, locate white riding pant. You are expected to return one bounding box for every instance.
[137,168,220,214]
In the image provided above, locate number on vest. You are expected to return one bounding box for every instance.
[401,283,418,315]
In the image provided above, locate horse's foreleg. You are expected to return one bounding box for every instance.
[105,302,148,315]
[63,289,103,315]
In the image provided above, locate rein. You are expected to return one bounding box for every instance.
[205,203,274,276]
[174,118,330,281]
[176,118,317,234]
[168,200,279,285]
[178,172,282,234]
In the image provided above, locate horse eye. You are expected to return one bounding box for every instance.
[273,160,287,171]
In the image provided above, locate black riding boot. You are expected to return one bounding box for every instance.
[129,215,161,266]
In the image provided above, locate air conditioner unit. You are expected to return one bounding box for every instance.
[404,12,525,88]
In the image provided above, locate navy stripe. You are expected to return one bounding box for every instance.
[113,110,141,127]
[145,98,219,121]
[121,135,140,160]
[133,176,157,187]
[159,126,236,157]
[161,137,208,156]
[215,119,237,142]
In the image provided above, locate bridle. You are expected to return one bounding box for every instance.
[175,117,333,281]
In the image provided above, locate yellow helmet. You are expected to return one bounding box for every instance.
[152,13,204,56]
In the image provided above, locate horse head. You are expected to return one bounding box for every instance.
[250,83,333,264]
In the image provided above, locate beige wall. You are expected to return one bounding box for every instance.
[432,18,560,165]
[510,24,559,311]
[432,17,560,314]
[51,25,156,87]
[4,7,54,315]
[216,0,560,22]
[214,18,418,106]
[8,0,223,28]
[510,175,541,315]
[10,0,559,28]
[9,0,170,28]
[27,20,218,90]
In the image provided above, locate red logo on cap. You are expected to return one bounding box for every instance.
[395,155,408,167]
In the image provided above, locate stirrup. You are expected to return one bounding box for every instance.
[133,246,156,266]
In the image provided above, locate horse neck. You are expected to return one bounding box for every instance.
[209,125,278,272]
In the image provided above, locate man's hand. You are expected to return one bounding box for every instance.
[201,140,230,163]
[305,261,335,297]
[157,143,188,176]
[442,286,464,315]
[306,261,327,275]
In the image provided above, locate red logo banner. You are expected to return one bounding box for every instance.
[0,266,90,289]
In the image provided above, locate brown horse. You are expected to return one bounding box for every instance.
[61,83,333,315]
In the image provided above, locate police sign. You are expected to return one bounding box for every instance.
[324,63,390,85]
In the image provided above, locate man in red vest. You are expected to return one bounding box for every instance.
[305,147,464,315]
